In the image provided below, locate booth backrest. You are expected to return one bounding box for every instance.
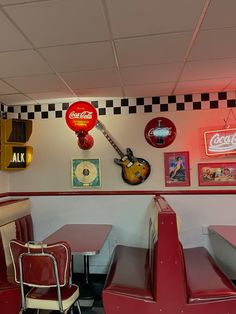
[154,196,187,303]
[0,198,33,314]
[0,198,33,272]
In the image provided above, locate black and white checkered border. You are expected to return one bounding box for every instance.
[3,90,236,120]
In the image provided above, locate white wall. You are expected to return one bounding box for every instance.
[26,193,236,274]
[30,194,154,273]
[0,171,9,193]
[8,108,236,191]
[7,107,236,274]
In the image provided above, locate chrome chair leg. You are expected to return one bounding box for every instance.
[76,300,82,314]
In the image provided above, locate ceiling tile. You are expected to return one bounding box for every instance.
[5,0,110,47]
[0,93,34,105]
[175,78,232,94]
[60,69,120,89]
[4,74,69,93]
[0,50,53,78]
[202,0,236,29]
[0,80,18,94]
[120,63,183,85]
[189,29,236,61]
[124,82,175,97]
[0,0,37,4]
[115,33,191,67]
[0,11,32,51]
[26,92,77,104]
[181,59,236,81]
[223,79,236,90]
[75,86,123,98]
[39,42,116,73]
[106,0,205,38]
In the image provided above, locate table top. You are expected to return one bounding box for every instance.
[44,224,112,255]
[209,225,236,248]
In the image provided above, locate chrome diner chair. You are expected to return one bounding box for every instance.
[9,239,81,314]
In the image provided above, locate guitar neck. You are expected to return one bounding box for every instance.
[99,129,124,158]
[96,120,125,158]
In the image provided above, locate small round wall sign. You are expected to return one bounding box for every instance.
[144,117,177,148]
[65,101,98,132]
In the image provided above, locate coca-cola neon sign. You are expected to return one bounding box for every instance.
[204,127,236,156]
[65,101,97,132]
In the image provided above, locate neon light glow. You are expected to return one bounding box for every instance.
[204,127,236,156]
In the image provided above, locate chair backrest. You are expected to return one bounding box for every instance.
[9,239,71,287]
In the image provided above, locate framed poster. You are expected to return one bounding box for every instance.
[198,162,236,186]
[72,158,101,188]
[164,151,190,187]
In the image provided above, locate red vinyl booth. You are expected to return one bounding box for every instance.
[0,199,33,314]
[103,195,236,314]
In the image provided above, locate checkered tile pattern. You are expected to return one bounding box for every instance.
[3,90,236,119]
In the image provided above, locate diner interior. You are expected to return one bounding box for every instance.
[1,1,236,314]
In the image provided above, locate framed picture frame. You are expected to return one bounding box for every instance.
[164,151,190,187]
[198,162,236,186]
[71,158,101,188]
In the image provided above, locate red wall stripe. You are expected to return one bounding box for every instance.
[0,190,235,197]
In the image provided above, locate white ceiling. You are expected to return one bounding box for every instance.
[0,0,236,105]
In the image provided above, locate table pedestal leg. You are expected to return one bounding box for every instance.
[84,255,90,284]
[79,255,94,300]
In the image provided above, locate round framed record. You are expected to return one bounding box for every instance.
[72,159,101,188]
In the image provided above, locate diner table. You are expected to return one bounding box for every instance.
[208,225,236,248]
[208,225,236,280]
[44,224,112,299]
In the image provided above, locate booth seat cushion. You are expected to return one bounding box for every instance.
[184,247,236,303]
[104,245,153,300]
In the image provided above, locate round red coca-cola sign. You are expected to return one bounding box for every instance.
[144,117,177,148]
[65,101,98,132]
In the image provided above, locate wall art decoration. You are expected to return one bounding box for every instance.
[198,162,236,186]
[164,151,190,187]
[72,158,101,188]
[144,117,177,148]
[65,101,98,150]
[96,120,151,185]
[204,127,236,157]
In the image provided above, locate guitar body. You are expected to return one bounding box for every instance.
[114,148,151,185]
[96,121,151,185]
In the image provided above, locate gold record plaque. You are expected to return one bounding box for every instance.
[72,159,101,188]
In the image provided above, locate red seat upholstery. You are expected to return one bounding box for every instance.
[9,239,81,314]
[0,198,32,314]
[104,245,153,300]
[103,195,236,314]
[184,247,236,303]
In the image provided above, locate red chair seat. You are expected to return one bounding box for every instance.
[104,245,153,300]
[26,284,79,310]
[184,247,236,303]
[27,284,78,301]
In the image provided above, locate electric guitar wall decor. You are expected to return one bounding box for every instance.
[96,120,151,185]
